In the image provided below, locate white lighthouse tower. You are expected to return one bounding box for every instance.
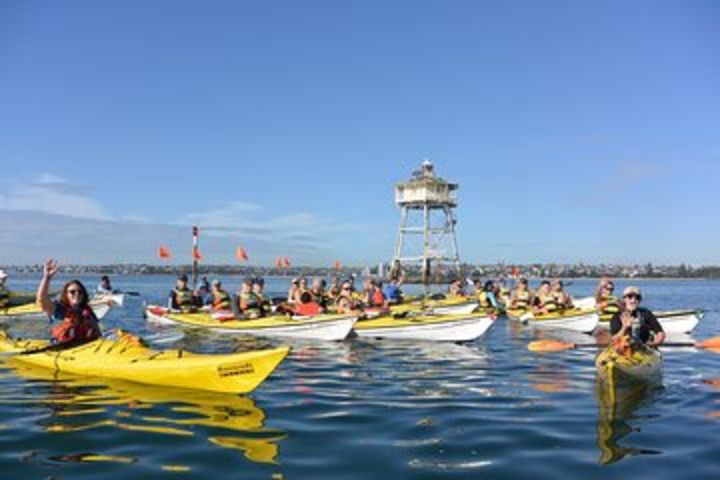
[391,159,461,283]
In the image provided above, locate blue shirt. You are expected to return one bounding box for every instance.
[383,284,402,302]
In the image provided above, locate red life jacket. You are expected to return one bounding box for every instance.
[295,302,321,316]
[51,304,101,345]
[370,289,386,307]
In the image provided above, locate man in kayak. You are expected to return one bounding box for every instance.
[36,259,101,346]
[0,270,9,309]
[96,275,113,295]
[252,277,272,315]
[610,286,665,349]
[169,274,196,312]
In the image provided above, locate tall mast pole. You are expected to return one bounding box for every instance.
[192,225,199,289]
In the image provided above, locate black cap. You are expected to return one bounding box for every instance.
[178,274,188,282]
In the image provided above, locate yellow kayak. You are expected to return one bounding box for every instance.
[0,330,289,394]
[595,344,662,380]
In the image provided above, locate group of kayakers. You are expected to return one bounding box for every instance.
[0,259,667,357]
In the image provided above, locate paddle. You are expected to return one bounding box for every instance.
[528,336,720,353]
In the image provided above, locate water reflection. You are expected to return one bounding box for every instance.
[595,374,663,465]
[0,360,285,465]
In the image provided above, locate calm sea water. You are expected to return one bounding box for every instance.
[1,275,719,479]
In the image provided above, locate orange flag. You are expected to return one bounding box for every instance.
[282,257,291,268]
[158,245,172,260]
[192,247,203,261]
[236,247,249,261]
[333,260,342,270]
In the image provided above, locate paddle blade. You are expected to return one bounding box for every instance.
[528,339,577,352]
[697,336,720,349]
[236,247,249,262]
[158,245,172,260]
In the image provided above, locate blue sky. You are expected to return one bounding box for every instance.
[1,1,719,266]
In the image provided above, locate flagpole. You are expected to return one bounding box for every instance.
[192,225,199,289]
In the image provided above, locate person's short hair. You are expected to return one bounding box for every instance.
[300,291,313,303]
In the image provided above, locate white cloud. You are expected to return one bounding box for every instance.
[175,202,370,244]
[0,173,109,220]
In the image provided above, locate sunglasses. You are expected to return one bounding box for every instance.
[624,293,641,300]
[604,286,614,291]
[67,289,82,295]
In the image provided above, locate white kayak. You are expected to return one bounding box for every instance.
[93,292,125,307]
[354,312,496,342]
[598,309,702,334]
[145,305,357,341]
[507,308,599,333]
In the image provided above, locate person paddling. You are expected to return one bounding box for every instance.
[169,274,196,312]
[610,286,665,351]
[36,259,101,346]
[96,275,114,295]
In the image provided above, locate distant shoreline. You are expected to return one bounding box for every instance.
[3,263,720,280]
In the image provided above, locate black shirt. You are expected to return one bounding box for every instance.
[609,307,663,343]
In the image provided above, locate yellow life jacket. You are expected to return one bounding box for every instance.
[212,289,231,310]
[174,287,194,311]
[499,287,511,301]
[513,290,531,309]
[538,293,558,312]
[477,291,491,308]
[598,294,620,314]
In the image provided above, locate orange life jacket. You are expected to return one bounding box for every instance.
[51,305,101,345]
[295,302,321,316]
[369,289,386,307]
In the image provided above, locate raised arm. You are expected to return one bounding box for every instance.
[36,259,58,315]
